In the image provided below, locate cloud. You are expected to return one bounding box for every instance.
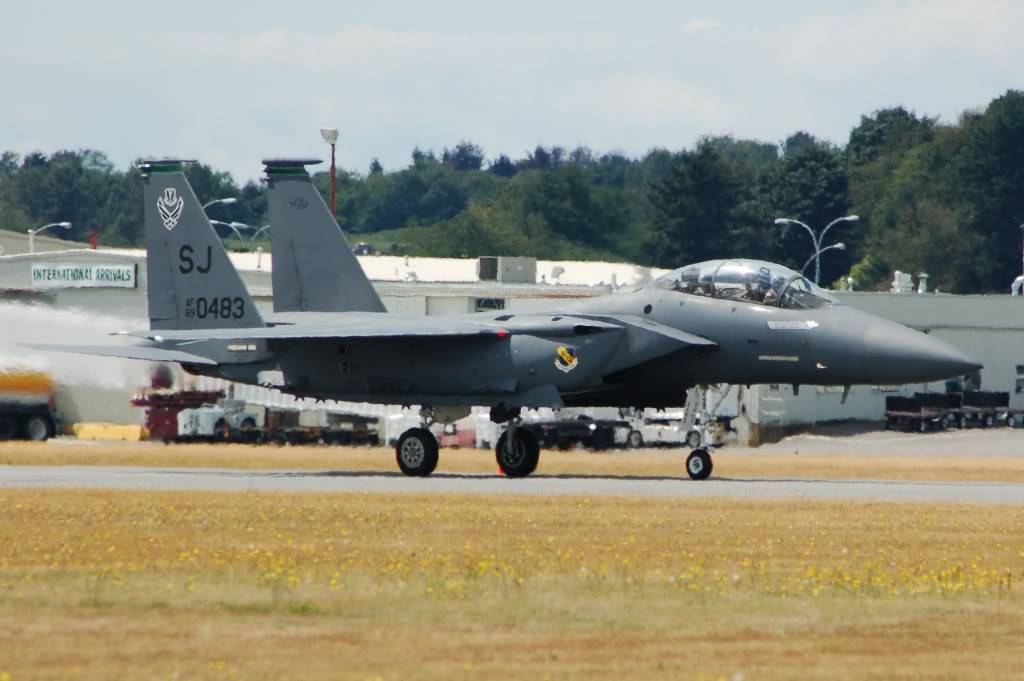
[679,20,721,34]
[556,76,727,129]
[782,0,1024,83]
[3,3,1023,184]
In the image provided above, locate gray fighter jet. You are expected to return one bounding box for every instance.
[34,159,981,480]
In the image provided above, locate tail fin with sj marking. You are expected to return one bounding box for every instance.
[142,160,263,330]
[264,158,386,313]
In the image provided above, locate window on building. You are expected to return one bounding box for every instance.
[475,297,505,312]
[1016,364,1024,394]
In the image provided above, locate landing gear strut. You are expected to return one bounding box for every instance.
[685,449,713,480]
[495,424,540,477]
[396,427,439,477]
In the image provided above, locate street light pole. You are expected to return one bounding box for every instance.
[209,220,251,244]
[801,243,846,276]
[774,215,859,285]
[201,197,238,212]
[1019,222,1024,281]
[248,224,270,244]
[321,128,339,215]
[27,221,72,254]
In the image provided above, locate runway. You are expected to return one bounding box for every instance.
[1,464,1023,504]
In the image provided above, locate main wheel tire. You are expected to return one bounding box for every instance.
[685,449,713,481]
[919,420,929,433]
[23,415,52,441]
[1008,415,1018,429]
[496,429,540,478]
[238,417,258,442]
[396,428,439,477]
[984,415,994,428]
[0,417,18,440]
[940,415,953,430]
[213,418,229,442]
[591,430,613,452]
[627,430,644,449]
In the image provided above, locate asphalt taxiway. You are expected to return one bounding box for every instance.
[1,464,1022,504]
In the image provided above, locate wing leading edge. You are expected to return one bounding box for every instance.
[23,343,218,366]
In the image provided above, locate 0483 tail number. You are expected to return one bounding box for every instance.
[184,297,245,319]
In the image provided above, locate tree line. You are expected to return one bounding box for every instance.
[2,89,1023,293]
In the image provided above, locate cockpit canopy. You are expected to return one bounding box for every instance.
[653,259,837,310]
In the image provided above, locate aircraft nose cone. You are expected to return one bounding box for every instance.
[863,319,982,384]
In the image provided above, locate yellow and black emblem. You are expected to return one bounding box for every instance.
[554,345,578,373]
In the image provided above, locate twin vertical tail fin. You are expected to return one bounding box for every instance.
[142,160,264,330]
[263,158,386,313]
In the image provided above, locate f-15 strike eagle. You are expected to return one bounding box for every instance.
[33,159,981,480]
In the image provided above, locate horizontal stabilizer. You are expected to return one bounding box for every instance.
[23,343,218,366]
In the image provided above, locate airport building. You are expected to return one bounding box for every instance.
[1,230,1021,444]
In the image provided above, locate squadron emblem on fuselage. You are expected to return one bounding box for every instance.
[555,345,578,373]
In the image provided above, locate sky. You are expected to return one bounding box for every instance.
[2,0,1023,183]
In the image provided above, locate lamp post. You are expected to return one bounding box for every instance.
[1014,223,1024,295]
[801,242,845,277]
[209,220,251,244]
[248,224,270,244]
[27,221,72,254]
[202,197,238,212]
[774,215,859,285]
[1019,222,1024,281]
[320,127,339,215]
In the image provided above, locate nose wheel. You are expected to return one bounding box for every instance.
[685,449,713,480]
[396,427,439,476]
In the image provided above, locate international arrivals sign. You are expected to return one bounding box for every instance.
[30,263,137,290]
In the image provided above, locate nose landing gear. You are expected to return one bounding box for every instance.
[685,449,713,480]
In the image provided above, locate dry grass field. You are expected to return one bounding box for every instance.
[3,439,1024,482]
[1,488,1022,680]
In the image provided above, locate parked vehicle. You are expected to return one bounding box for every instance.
[176,399,380,445]
[132,389,226,441]
[521,414,627,451]
[885,391,1015,432]
[958,391,1009,429]
[636,414,703,449]
[0,371,58,441]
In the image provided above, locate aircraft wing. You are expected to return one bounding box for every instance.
[122,313,622,342]
[23,343,219,365]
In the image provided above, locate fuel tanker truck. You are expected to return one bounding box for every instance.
[0,371,57,441]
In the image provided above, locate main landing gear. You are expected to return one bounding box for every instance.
[395,427,439,476]
[395,407,440,476]
[495,425,540,477]
[490,404,540,477]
